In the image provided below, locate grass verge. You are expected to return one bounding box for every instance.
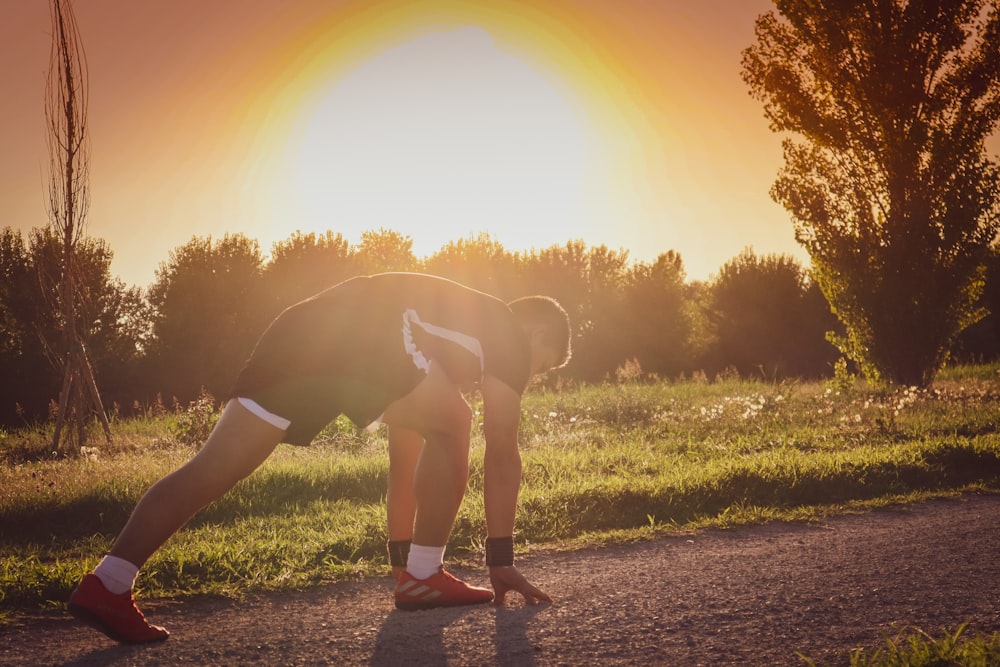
[2,364,998,628]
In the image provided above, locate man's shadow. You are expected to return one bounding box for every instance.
[492,603,548,666]
[370,603,549,666]
[371,606,468,666]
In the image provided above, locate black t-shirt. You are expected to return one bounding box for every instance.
[231,273,530,444]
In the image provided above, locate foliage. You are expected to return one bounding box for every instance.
[618,251,692,378]
[354,228,417,274]
[169,389,221,450]
[3,223,1000,426]
[0,228,144,426]
[956,245,1000,364]
[264,230,357,311]
[423,231,521,297]
[742,0,1000,387]
[707,248,839,379]
[143,234,269,404]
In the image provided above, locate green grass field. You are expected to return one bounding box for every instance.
[2,365,999,662]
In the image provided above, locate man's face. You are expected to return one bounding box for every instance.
[529,337,559,377]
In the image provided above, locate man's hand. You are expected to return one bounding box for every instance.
[489,566,552,606]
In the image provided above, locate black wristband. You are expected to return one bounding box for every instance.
[387,539,411,567]
[485,537,514,567]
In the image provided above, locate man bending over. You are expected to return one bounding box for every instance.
[68,272,572,643]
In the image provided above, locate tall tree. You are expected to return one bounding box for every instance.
[265,230,356,310]
[0,229,55,425]
[45,0,112,450]
[424,232,518,297]
[355,228,418,274]
[708,249,838,379]
[144,234,267,403]
[620,251,693,379]
[742,0,1000,386]
[30,229,148,418]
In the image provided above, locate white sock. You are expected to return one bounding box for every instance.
[405,544,446,580]
[93,555,139,594]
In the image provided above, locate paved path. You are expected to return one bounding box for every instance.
[3,494,999,666]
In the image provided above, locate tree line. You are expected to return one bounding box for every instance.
[6,2,1000,432]
[2,225,998,428]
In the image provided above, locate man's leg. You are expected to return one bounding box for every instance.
[69,399,286,642]
[386,425,422,580]
[380,363,492,609]
[382,362,472,547]
[108,399,285,566]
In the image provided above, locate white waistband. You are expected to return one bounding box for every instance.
[236,397,292,430]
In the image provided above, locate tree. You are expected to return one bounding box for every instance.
[45,0,112,450]
[955,244,1000,362]
[0,229,55,425]
[30,229,149,416]
[742,0,1000,386]
[265,230,357,311]
[424,232,519,297]
[707,249,838,379]
[0,227,147,426]
[354,228,418,274]
[620,251,693,379]
[144,234,267,403]
[564,244,631,380]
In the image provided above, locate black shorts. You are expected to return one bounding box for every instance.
[229,273,529,446]
[229,285,425,445]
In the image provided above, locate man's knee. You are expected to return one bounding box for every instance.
[439,396,473,438]
[383,375,473,440]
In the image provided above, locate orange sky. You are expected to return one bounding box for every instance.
[4,1,830,288]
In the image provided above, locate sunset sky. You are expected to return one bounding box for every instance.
[5,0,819,288]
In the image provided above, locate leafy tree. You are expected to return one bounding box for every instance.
[0,229,55,424]
[144,234,267,403]
[265,230,357,311]
[683,279,717,372]
[30,228,149,409]
[354,228,418,274]
[0,227,146,425]
[520,241,593,375]
[568,244,631,380]
[0,229,37,358]
[955,244,1000,362]
[742,0,1000,386]
[619,251,693,378]
[424,232,519,297]
[707,249,838,379]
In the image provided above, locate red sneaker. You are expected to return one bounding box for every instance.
[67,574,169,643]
[394,569,494,611]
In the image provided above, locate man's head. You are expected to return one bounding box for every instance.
[507,295,572,375]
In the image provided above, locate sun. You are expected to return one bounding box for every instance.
[278,26,610,257]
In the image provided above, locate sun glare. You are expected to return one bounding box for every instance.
[280,26,608,257]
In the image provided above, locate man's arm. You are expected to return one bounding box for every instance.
[480,375,552,605]
[481,375,522,538]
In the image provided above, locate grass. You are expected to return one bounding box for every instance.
[2,363,999,663]
[801,623,1000,666]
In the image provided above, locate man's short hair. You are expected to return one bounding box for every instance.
[507,296,572,369]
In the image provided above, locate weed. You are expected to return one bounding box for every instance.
[169,389,221,449]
